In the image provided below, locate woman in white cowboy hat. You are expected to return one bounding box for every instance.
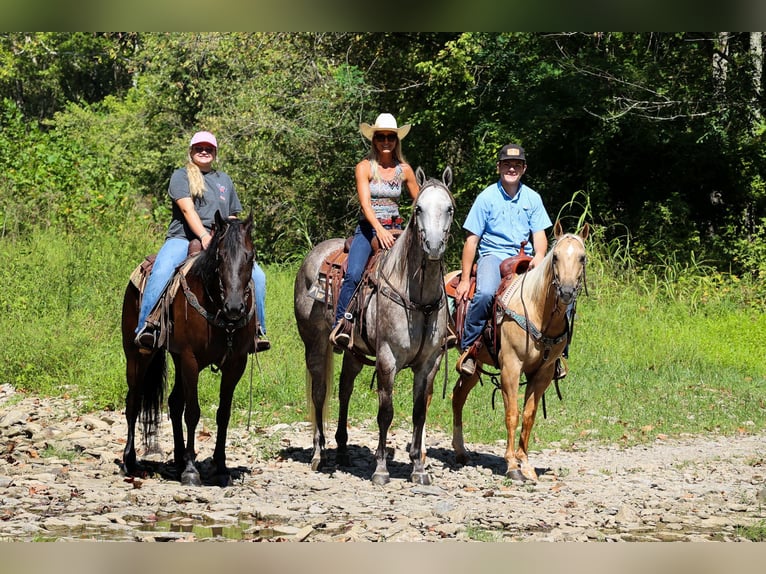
[330,113,420,349]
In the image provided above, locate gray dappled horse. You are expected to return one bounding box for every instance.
[294,167,455,485]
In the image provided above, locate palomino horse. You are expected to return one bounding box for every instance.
[294,167,455,485]
[121,212,258,486]
[452,221,589,481]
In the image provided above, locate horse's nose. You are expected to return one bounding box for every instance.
[223,298,246,321]
[558,286,577,305]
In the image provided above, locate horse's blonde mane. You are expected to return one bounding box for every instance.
[516,233,584,303]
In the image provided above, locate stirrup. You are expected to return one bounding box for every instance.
[134,324,158,351]
[553,357,568,381]
[456,348,476,377]
[329,315,353,350]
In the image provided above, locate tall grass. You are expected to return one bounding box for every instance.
[0,220,764,454]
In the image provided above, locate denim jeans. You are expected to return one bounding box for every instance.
[461,254,502,351]
[136,237,267,335]
[334,222,375,325]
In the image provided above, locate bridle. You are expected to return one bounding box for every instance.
[180,221,256,362]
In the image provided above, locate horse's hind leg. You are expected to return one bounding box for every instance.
[307,345,334,471]
[335,353,363,467]
[451,371,480,465]
[123,364,141,475]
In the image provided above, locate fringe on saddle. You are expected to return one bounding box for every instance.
[308,230,403,321]
[129,252,200,349]
[307,230,403,362]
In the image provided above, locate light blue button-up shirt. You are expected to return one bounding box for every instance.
[463,181,552,259]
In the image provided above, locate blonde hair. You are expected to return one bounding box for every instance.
[185,162,205,199]
[185,147,214,200]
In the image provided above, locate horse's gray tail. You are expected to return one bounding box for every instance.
[305,349,334,430]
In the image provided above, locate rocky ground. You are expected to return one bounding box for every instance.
[1,382,765,542]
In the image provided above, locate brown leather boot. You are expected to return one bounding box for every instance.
[456,348,476,377]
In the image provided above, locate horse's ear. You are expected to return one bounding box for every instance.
[554,219,563,239]
[415,166,426,187]
[579,222,590,241]
[214,210,226,230]
[442,166,453,189]
[243,211,255,236]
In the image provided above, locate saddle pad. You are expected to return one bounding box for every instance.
[129,254,199,299]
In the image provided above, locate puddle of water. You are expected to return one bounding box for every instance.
[138,519,289,541]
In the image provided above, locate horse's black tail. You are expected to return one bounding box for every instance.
[140,350,167,450]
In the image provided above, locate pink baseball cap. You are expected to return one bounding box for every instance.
[189,131,218,149]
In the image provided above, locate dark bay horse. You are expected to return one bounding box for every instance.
[452,221,589,481]
[121,212,258,486]
[294,167,455,485]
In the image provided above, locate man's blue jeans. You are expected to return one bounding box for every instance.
[461,254,502,351]
[136,237,267,335]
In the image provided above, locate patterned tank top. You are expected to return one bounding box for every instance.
[365,163,404,227]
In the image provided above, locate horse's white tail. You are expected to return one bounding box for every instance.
[305,350,334,430]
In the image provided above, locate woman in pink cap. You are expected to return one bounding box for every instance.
[329,113,419,349]
[134,131,268,351]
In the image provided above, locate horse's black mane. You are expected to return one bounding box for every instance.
[189,218,246,281]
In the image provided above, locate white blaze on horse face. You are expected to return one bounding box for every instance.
[555,236,586,300]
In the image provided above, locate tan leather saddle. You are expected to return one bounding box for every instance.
[444,248,532,354]
[313,229,404,319]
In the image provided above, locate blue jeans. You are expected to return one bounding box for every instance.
[461,254,502,351]
[136,237,267,335]
[334,222,375,325]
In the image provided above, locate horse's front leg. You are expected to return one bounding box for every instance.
[336,353,363,467]
[408,362,438,485]
[213,359,247,486]
[171,353,202,486]
[500,360,525,481]
[515,371,554,482]
[372,362,396,485]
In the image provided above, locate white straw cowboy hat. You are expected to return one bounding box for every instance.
[359,113,411,141]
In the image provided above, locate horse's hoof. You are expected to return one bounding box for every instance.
[181,469,202,487]
[214,472,233,487]
[371,471,390,486]
[310,456,323,472]
[410,471,432,486]
[506,468,528,482]
[454,452,468,466]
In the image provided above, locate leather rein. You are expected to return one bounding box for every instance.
[178,242,256,366]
